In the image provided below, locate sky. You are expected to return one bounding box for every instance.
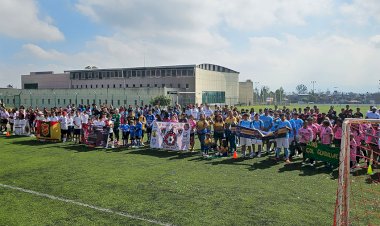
[0,0,380,94]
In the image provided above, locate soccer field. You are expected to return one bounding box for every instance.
[0,136,376,225]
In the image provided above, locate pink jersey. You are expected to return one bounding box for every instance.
[320,126,333,145]
[308,124,319,141]
[299,127,313,144]
[350,139,357,162]
[351,129,363,144]
[333,125,342,139]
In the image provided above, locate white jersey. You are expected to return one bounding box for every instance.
[59,116,68,130]
[80,113,89,124]
[67,117,74,127]
[48,116,59,122]
[73,116,82,129]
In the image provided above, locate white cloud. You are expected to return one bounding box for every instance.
[370,35,380,48]
[22,44,66,60]
[0,0,64,41]
[339,0,380,25]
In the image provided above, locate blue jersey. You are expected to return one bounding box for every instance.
[120,124,130,133]
[129,125,135,138]
[270,118,281,131]
[292,118,304,135]
[260,115,273,130]
[146,114,155,126]
[251,120,264,130]
[239,120,252,129]
[277,120,292,138]
[135,122,143,137]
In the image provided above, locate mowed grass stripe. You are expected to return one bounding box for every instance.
[0,183,173,226]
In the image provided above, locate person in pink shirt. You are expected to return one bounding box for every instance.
[320,120,333,146]
[365,124,379,170]
[188,115,197,152]
[351,124,364,166]
[307,118,319,142]
[333,119,343,148]
[299,121,313,164]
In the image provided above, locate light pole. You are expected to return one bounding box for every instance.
[53,91,56,107]
[29,91,32,107]
[93,91,96,104]
[75,92,78,106]
[311,81,316,94]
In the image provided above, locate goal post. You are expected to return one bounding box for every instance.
[334,118,380,226]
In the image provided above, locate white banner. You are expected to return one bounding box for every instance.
[150,121,190,151]
[13,119,30,136]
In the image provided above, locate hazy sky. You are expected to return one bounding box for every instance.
[0,0,379,93]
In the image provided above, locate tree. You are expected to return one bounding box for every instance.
[275,87,285,104]
[296,84,308,94]
[150,95,171,106]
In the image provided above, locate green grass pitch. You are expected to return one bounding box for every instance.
[0,136,378,225]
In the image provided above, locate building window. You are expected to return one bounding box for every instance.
[132,70,136,77]
[169,84,173,88]
[117,100,120,106]
[69,99,71,104]
[57,99,60,105]
[147,84,150,87]
[42,99,44,104]
[76,85,79,88]
[48,99,50,105]
[99,99,101,105]
[85,85,88,88]
[151,70,156,76]
[140,84,142,87]
[154,84,157,87]
[133,84,135,87]
[113,84,116,88]
[63,99,66,105]
[96,84,98,88]
[107,84,109,88]
[81,85,83,88]
[126,84,128,88]
[186,83,189,89]
[101,84,104,88]
[178,84,181,88]
[81,99,83,104]
[90,85,92,88]
[119,84,122,88]
[162,84,165,88]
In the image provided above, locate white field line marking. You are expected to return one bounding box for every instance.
[0,183,173,226]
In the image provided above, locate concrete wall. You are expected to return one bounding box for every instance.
[0,88,168,108]
[195,68,239,105]
[21,73,71,89]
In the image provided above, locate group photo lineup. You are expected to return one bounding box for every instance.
[1,1,380,225]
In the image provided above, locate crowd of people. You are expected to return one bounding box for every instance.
[1,102,379,171]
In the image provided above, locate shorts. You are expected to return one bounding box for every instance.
[146,127,152,133]
[61,129,68,135]
[122,132,130,140]
[74,129,81,135]
[252,139,262,145]
[276,137,289,148]
[0,119,8,124]
[240,137,252,146]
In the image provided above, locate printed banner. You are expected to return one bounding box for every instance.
[231,126,287,140]
[13,119,30,136]
[150,122,190,151]
[36,121,61,141]
[86,125,110,148]
[304,142,340,166]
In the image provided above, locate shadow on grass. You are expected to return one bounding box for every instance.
[126,148,181,158]
[249,157,276,171]
[204,157,252,166]
[62,143,95,152]
[365,172,380,184]
[276,160,339,179]
[168,152,199,160]
[10,139,54,146]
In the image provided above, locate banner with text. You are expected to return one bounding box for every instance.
[231,126,287,140]
[150,122,190,151]
[305,142,340,166]
[13,119,30,136]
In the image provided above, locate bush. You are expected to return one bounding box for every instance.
[150,95,171,106]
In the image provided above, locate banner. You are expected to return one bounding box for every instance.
[150,122,190,151]
[36,121,61,141]
[86,125,110,148]
[304,142,340,166]
[13,119,30,136]
[231,126,287,140]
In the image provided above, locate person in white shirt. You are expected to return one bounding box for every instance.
[67,112,74,141]
[204,105,214,118]
[48,112,59,122]
[59,111,68,142]
[73,111,82,144]
[80,111,89,143]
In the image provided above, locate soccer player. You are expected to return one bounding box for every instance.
[196,113,209,156]
[73,111,82,144]
[260,109,273,153]
[59,111,68,142]
[239,113,255,158]
[120,120,130,146]
[145,109,155,143]
[299,121,313,165]
[251,113,264,157]
[274,113,292,163]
